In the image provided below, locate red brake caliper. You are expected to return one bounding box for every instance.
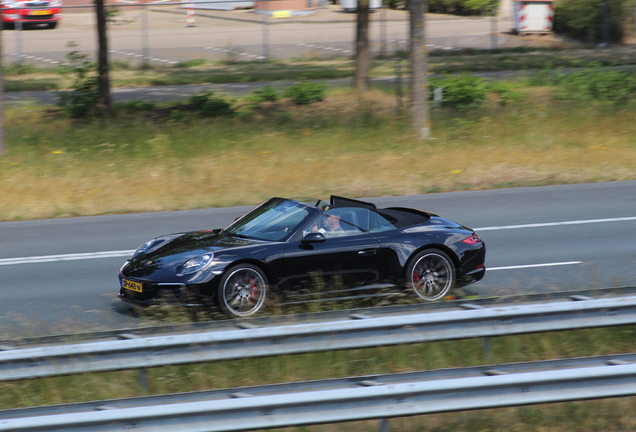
[248,278,256,303]
[413,271,421,284]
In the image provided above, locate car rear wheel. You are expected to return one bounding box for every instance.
[406,249,455,301]
[47,22,57,29]
[217,264,268,317]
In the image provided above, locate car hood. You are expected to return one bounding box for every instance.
[122,230,265,279]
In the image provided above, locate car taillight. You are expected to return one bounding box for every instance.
[462,233,482,244]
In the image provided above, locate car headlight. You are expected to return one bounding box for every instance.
[178,253,215,276]
[133,239,156,257]
[48,0,61,5]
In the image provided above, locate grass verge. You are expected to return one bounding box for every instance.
[1,84,636,221]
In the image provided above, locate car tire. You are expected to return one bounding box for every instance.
[406,249,455,301]
[47,22,57,29]
[217,264,268,317]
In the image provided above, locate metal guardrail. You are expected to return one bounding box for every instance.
[2,356,636,431]
[1,295,636,382]
[4,285,636,349]
[3,352,636,419]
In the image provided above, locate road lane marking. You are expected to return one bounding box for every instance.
[475,216,636,232]
[0,250,135,266]
[488,261,582,271]
[5,216,633,267]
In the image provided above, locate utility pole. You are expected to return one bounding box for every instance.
[409,0,430,139]
[95,0,112,115]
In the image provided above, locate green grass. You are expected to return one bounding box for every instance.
[1,81,636,221]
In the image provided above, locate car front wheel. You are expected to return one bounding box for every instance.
[406,249,455,301]
[217,264,268,317]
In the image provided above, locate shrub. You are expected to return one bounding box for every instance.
[428,0,499,15]
[554,68,636,104]
[429,75,488,108]
[116,100,156,112]
[58,42,100,119]
[252,86,281,103]
[284,82,327,105]
[553,0,626,43]
[488,81,523,105]
[188,91,235,117]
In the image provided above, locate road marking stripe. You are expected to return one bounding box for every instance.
[475,216,636,232]
[4,217,632,267]
[0,250,135,266]
[488,261,582,271]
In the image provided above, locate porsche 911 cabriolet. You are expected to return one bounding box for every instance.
[118,196,486,317]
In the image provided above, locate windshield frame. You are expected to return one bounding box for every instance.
[224,198,320,242]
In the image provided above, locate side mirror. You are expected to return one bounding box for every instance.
[301,232,326,244]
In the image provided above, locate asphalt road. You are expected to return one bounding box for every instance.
[1,181,635,335]
[1,7,544,68]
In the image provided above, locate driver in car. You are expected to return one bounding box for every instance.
[312,214,344,236]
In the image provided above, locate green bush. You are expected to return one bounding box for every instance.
[488,81,523,105]
[116,100,156,112]
[553,0,626,43]
[188,91,235,117]
[252,86,281,103]
[428,0,499,15]
[554,68,636,104]
[57,43,100,119]
[284,82,327,105]
[429,75,489,108]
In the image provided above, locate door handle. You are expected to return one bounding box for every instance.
[358,249,378,256]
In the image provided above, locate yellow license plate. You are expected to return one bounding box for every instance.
[123,279,143,293]
[29,10,50,15]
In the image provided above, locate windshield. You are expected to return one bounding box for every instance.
[224,198,314,242]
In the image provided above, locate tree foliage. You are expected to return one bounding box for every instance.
[553,0,627,42]
[428,0,499,15]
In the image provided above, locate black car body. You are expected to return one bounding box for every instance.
[119,196,486,317]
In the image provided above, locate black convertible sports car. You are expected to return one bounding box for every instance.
[118,196,486,317]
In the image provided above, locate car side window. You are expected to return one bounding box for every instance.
[303,207,369,238]
[369,211,397,233]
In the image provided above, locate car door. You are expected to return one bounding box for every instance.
[279,208,381,290]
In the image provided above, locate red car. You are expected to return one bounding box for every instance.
[1,0,61,29]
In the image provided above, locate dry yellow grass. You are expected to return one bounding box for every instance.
[1,89,636,221]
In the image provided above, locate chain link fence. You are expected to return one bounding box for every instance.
[1,0,561,68]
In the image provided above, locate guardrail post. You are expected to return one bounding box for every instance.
[139,368,149,392]
[482,337,492,363]
[379,418,389,432]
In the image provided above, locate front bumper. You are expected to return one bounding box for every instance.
[118,284,208,307]
[2,9,61,23]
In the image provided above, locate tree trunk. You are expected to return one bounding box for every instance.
[409,0,430,139]
[95,0,112,115]
[354,0,370,92]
